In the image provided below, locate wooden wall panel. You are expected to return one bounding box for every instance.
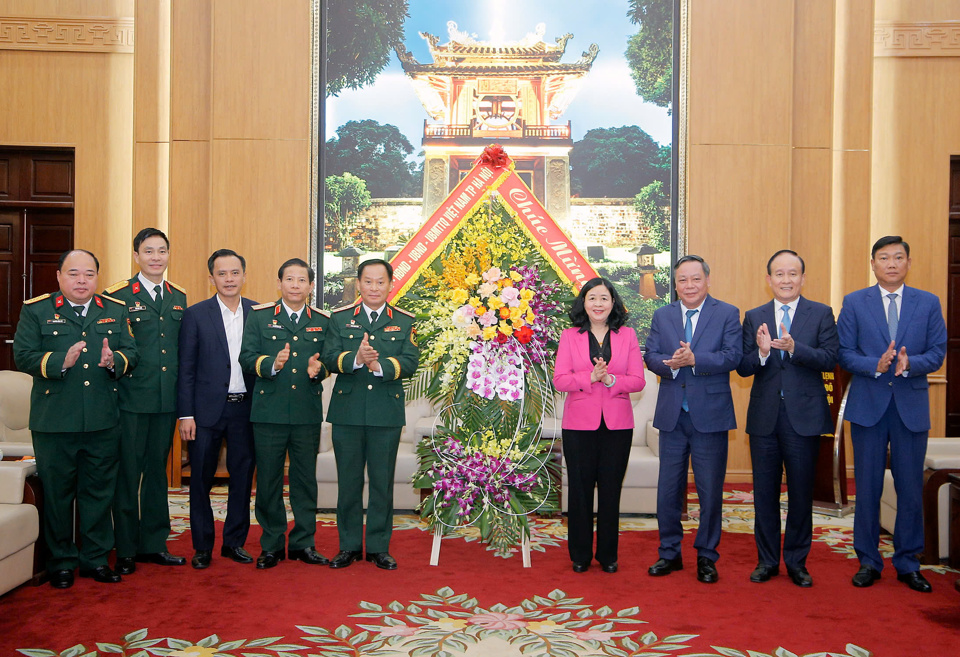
[171,0,212,141]
[133,141,169,233]
[790,147,834,303]
[792,0,835,148]
[167,140,210,295]
[211,0,311,140]
[133,0,170,143]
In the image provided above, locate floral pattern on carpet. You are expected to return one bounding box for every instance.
[16,587,877,657]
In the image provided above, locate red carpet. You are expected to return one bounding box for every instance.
[2,509,959,657]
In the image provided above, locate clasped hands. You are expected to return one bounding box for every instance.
[63,338,114,370]
[877,340,909,376]
[356,332,381,373]
[663,341,695,369]
[273,342,323,378]
[589,357,615,386]
[756,322,794,358]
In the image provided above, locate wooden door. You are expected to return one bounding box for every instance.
[0,149,75,370]
[947,156,960,436]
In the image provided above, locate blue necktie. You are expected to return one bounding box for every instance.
[779,304,791,359]
[887,294,898,342]
[681,309,697,411]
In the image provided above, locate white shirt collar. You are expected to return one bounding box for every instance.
[776,297,800,313]
[281,300,305,319]
[137,272,165,296]
[362,302,386,320]
[680,299,705,315]
[216,295,243,316]
[878,283,904,298]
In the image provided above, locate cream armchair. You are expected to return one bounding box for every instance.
[0,370,34,458]
[0,460,40,595]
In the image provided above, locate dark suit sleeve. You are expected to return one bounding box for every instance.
[177,305,200,417]
[790,305,839,372]
[737,310,763,378]
[692,305,742,374]
[643,309,675,378]
[904,296,947,377]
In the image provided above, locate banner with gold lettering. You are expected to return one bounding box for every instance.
[388,145,598,303]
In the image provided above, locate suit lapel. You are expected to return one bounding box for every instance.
[789,297,810,338]
[897,286,918,343]
[209,296,229,355]
[157,282,173,314]
[690,296,715,349]
[866,286,891,343]
[669,301,684,344]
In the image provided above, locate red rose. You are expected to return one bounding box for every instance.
[515,325,533,344]
[495,331,509,344]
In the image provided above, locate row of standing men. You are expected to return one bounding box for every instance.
[12,227,419,589]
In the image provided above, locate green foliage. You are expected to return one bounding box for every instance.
[570,125,669,198]
[324,173,372,250]
[325,120,421,198]
[596,263,668,345]
[625,0,674,110]
[325,0,409,96]
[633,180,671,252]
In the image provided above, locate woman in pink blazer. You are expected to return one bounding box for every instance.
[553,277,646,573]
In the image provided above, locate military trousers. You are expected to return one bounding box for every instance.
[253,422,321,553]
[33,427,120,570]
[115,410,177,557]
[332,424,401,554]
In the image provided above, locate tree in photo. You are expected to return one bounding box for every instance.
[325,0,409,96]
[634,179,670,252]
[570,125,668,198]
[625,0,673,110]
[326,120,421,198]
[324,172,372,250]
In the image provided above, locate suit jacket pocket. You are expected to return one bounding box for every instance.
[910,377,929,390]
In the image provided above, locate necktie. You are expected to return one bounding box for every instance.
[887,293,898,342]
[780,304,792,359]
[73,305,84,318]
[154,284,163,303]
[290,312,298,326]
[370,310,379,324]
[682,309,697,412]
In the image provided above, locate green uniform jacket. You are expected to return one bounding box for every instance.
[103,277,186,414]
[322,302,419,427]
[13,292,139,433]
[239,300,330,425]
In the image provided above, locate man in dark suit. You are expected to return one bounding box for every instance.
[323,259,419,571]
[737,250,838,587]
[13,249,138,588]
[838,236,946,593]
[644,254,741,583]
[178,249,257,569]
[239,258,330,569]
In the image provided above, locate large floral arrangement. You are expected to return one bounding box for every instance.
[398,192,573,555]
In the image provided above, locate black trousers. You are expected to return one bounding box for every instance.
[188,400,255,551]
[562,418,632,565]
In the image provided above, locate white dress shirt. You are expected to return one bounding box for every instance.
[670,299,705,378]
[217,295,247,394]
[759,296,799,365]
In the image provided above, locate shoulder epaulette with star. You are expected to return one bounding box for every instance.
[392,306,415,319]
[101,294,124,305]
[311,306,330,318]
[23,293,50,305]
[167,281,186,294]
[105,280,130,294]
[252,301,275,311]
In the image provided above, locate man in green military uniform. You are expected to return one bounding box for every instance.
[104,227,188,573]
[239,257,330,569]
[14,249,139,588]
[323,258,419,570]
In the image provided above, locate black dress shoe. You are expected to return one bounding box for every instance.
[329,550,363,569]
[136,551,187,566]
[897,570,932,593]
[289,547,330,565]
[787,566,813,588]
[256,551,285,569]
[852,564,881,588]
[49,569,74,589]
[601,562,618,574]
[648,556,683,576]
[749,564,779,583]
[366,552,398,570]
[79,565,122,583]
[220,546,254,564]
[572,561,589,573]
[192,550,212,569]
[115,557,136,575]
[697,556,719,583]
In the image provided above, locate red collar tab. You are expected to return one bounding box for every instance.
[55,295,64,308]
[386,306,393,319]
[305,306,312,318]
[132,281,141,294]
[274,305,281,316]
[94,296,104,308]
[353,305,362,316]
[165,281,172,294]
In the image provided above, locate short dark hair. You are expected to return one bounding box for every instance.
[278,257,315,283]
[674,254,710,277]
[568,277,629,331]
[58,249,100,272]
[872,235,910,259]
[358,258,393,281]
[133,227,169,251]
[207,249,246,274]
[766,249,805,274]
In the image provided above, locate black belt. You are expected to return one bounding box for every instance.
[226,393,246,402]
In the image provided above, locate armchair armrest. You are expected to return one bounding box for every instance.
[0,461,37,504]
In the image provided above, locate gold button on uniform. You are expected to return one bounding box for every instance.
[291,368,297,374]
[367,384,373,390]
[81,332,86,337]
[84,381,90,387]
[53,331,58,335]
[162,366,167,372]
[291,384,297,390]
[293,336,298,341]
[82,347,88,352]
[161,349,166,354]
[292,352,298,357]
[369,335,375,341]
[83,364,89,369]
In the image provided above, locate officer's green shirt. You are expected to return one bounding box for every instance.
[104,277,186,413]
[322,301,419,427]
[239,300,329,425]
[13,292,139,433]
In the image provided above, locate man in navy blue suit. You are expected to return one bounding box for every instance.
[178,249,258,569]
[738,250,838,587]
[644,255,741,583]
[838,236,946,593]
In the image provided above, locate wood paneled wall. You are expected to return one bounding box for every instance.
[135,0,312,305]
[0,1,134,285]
